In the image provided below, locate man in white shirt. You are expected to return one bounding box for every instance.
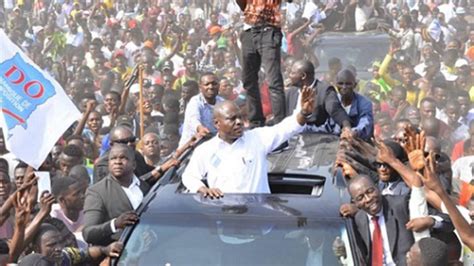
[83,144,149,246]
[65,20,84,48]
[182,86,315,198]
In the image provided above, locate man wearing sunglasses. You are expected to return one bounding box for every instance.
[93,126,154,183]
[375,140,410,196]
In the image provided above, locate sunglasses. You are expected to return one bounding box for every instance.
[375,162,389,169]
[112,136,136,145]
[423,152,441,161]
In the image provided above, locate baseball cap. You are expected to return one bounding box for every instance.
[116,115,134,128]
[161,61,173,71]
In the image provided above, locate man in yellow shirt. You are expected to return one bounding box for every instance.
[173,57,199,92]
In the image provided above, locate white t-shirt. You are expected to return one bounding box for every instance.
[452,155,474,183]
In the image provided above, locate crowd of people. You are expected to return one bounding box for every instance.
[0,0,472,265]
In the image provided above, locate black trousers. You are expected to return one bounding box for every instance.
[241,26,286,127]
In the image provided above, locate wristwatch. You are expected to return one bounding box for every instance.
[156,167,164,175]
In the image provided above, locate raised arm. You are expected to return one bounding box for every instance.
[24,193,55,246]
[421,153,474,249]
[8,193,30,263]
[289,19,311,40]
[73,100,96,136]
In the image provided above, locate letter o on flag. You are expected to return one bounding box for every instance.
[23,81,44,99]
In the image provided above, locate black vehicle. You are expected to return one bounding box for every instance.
[313,31,390,80]
[114,134,361,266]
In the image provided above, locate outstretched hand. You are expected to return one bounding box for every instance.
[420,152,445,195]
[13,192,30,227]
[196,125,211,137]
[374,138,396,164]
[407,130,426,171]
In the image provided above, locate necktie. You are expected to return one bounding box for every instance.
[371,216,383,266]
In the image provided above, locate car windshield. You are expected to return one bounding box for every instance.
[314,38,389,75]
[118,214,348,266]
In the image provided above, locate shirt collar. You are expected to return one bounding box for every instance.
[367,207,383,220]
[124,175,140,189]
[216,132,244,147]
[199,93,222,106]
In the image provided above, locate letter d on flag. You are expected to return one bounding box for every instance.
[0,29,81,169]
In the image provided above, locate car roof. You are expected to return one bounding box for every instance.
[268,133,340,177]
[313,30,390,43]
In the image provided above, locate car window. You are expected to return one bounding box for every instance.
[118,214,352,266]
[315,39,389,75]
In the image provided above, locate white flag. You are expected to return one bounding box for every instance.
[0,29,81,169]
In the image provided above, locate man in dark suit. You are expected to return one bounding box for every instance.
[346,175,453,266]
[376,140,410,196]
[286,60,352,132]
[83,144,150,246]
[93,125,154,183]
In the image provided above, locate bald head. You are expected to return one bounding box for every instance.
[110,126,134,143]
[292,60,315,78]
[336,69,356,82]
[348,175,376,193]
[289,60,315,87]
[421,118,440,137]
[213,100,240,119]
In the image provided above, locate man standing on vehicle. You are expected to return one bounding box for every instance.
[182,87,314,198]
[236,0,288,128]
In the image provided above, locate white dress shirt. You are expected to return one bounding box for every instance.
[367,211,396,266]
[409,186,431,241]
[182,114,304,193]
[110,176,143,233]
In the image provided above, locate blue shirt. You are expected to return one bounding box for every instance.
[303,92,374,140]
[179,94,224,146]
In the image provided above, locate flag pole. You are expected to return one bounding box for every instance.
[138,64,145,140]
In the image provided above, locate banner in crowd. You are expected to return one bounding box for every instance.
[0,29,80,169]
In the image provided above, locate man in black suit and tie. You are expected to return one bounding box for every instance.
[83,144,150,246]
[345,175,453,266]
[286,60,352,133]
